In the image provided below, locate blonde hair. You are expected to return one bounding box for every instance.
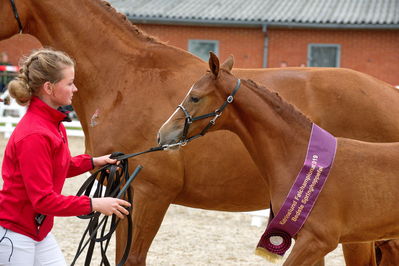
[7,48,75,106]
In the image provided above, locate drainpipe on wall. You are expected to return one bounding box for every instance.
[262,24,269,68]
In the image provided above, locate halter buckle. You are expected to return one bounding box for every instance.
[210,113,221,124]
[180,141,188,146]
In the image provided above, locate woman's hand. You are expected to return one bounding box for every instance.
[91,198,131,219]
[92,154,118,168]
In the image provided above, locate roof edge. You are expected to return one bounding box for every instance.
[127,15,399,30]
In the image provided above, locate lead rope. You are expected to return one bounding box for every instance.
[71,146,165,266]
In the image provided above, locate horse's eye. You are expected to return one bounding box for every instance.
[190,97,200,103]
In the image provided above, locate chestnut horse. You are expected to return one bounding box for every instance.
[158,53,399,265]
[1,0,399,265]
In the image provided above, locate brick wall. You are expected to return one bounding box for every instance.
[1,26,398,85]
[136,24,399,85]
[136,24,265,68]
[268,28,399,85]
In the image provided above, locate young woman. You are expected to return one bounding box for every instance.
[0,48,131,265]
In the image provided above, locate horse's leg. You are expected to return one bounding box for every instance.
[115,219,130,263]
[116,183,177,266]
[115,197,170,266]
[342,242,377,266]
[123,198,171,266]
[283,235,338,266]
[115,198,172,266]
[116,155,184,266]
[376,240,399,266]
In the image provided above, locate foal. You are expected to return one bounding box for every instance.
[158,53,399,265]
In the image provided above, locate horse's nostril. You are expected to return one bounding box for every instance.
[157,132,161,144]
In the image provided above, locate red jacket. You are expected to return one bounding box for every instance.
[0,97,93,241]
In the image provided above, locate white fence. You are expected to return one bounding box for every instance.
[0,101,84,138]
[0,116,84,138]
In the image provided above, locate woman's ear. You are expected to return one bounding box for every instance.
[43,81,53,95]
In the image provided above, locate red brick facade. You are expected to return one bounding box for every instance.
[1,25,398,85]
[137,24,399,85]
[140,24,265,69]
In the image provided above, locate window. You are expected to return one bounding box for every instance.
[308,44,341,67]
[188,40,219,61]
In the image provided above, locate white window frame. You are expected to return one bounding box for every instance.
[188,39,219,61]
[308,44,341,67]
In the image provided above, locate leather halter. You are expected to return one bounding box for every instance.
[9,0,23,33]
[173,79,241,147]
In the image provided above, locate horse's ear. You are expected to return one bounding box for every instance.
[209,52,220,78]
[221,55,234,72]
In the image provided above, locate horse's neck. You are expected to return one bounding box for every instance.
[28,1,146,60]
[26,0,153,107]
[231,80,312,194]
[25,0,203,137]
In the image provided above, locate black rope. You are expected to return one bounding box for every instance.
[71,146,165,266]
[0,228,13,262]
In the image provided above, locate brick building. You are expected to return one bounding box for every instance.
[1,0,398,85]
[109,0,399,85]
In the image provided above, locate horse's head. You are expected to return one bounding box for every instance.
[0,0,31,40]
[158,52,239,148]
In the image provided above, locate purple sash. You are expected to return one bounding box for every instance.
[256,124,337,260]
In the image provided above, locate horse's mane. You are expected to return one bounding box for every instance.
[243,79,312,126]
[100,0,164,45]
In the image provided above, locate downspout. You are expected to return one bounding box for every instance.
[262,24,268,68]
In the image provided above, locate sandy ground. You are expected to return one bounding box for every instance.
[0,134,345,265]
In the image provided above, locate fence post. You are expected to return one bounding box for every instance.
[4,117,14,139]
